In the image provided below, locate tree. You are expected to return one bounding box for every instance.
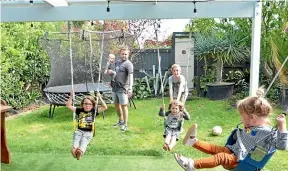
[144,38,172,49]
[186,2,288,84]
[1,22,61,108]
[271,22,288,87]
[194,31,249,84]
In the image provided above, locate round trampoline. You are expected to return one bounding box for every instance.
[39,30,135,118]
[43,83,112,104]
[44,83,112,93]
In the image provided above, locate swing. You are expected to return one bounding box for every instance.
[69,25,106,137]
[224,55,288,171]
[226,111,287,171]
[153,20,167,126]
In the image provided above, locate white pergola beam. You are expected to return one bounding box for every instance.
[0,0,262,96]
[1,1,255,22]
[44,0,68,7]
[249,1,262,96]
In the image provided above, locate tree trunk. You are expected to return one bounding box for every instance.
[216,60,223,83]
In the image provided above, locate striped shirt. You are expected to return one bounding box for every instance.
[226,126,288,161]
[158,108,191,129]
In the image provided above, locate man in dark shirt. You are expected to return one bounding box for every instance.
[107,46,134,132]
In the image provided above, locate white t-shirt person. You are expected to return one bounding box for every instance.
[168,64,188,104]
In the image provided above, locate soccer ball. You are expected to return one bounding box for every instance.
[212,126,222,136]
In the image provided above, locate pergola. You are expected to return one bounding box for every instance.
[1,0,267,95]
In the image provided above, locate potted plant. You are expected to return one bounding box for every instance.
[194,31,249,100]
[271,22,288,109]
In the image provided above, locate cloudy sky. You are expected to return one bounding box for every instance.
[158,19,190,41]
[138,19,190,47]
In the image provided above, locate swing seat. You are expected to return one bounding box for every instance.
[226,129,276,171]
[229,146,276,171]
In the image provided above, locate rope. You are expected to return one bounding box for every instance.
[91,24,106,135]
[154,20,166,128]
[265,56,288,96]
[155,20,165,105]
[97,28,105,94]
[68,21,77,131]
[98,25,106,121]
[89,32,95,84]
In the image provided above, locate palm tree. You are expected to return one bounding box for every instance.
[271,22,288,88]
[270,22,288,109]
[194,31,250,84]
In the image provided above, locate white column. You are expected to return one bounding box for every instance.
[249,1,262,96]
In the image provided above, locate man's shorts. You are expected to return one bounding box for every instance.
[112,91,128,105]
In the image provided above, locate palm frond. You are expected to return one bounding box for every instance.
[270,22,288,85]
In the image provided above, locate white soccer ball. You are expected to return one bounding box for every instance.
[212,126,222,136]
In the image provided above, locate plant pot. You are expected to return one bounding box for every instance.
[206,82,235,100]
[199,88,207,97]
[277,86,288,110]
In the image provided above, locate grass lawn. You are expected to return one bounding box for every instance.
[1,97,288,171]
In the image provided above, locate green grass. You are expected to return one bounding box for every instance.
[1,97,288,171]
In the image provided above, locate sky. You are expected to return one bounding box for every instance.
[158,19,190,41]
[138,19,190,47]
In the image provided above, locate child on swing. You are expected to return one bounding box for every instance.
[66,89,108,160]
[174,87,288,171]
[159,100,190,151]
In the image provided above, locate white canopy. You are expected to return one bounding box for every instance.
[1,0,267,95]
[1,0,258,22]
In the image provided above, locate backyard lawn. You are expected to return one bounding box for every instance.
[1,97,288,171]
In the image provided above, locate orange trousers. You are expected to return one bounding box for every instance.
[193,140,238,169]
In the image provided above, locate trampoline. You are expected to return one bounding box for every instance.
[40,29,136,118]
[43,83,112,118]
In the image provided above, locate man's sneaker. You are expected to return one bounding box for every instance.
[120,124,128,132]
[113,120,124,127]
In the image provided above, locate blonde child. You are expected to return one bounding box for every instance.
[104,53,116,82]
[66,89,108,160]
[168,64,189,104]
[159,100,190,151]
[174,87,288,171]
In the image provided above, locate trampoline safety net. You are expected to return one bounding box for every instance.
[39,30,135,106]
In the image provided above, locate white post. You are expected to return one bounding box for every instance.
[249,1,262,96]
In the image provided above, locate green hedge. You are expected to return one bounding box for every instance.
[1,22,65,108]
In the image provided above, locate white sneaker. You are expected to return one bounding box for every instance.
[174,153,195,171]
[183,124,198,146]
[120,124,128,132]
[113,120,124,127]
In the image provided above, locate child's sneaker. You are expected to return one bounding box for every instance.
[174,153,195,171]
[113,120,124,127]
[76,149,83,160]
[183,124,198,146]
[120,124,128,132]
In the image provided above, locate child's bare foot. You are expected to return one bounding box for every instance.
[163,143,170,151]
[163,143,168,151]
[71,148,77,158]
[76,149,83,160]
[167,145,171,151]
[183,124,198,146]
